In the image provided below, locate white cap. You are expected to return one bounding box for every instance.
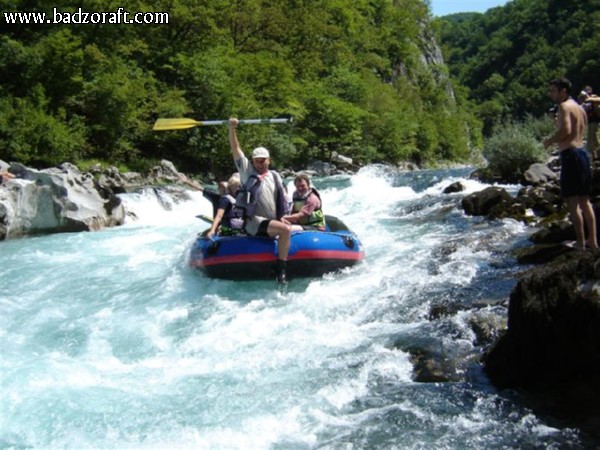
[251,147,270,159]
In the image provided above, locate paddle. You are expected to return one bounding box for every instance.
[153,117,292,131]
[195,214,213,224]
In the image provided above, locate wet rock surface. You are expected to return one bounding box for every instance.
[0,159,192,240]
[483,251,600,438]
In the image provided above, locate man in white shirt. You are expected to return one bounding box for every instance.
[229,118,292,283]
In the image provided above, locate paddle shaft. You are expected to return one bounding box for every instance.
[202,118,290,126]
[153,117,292,131]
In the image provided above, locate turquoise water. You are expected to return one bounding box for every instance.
[0,166,587,448]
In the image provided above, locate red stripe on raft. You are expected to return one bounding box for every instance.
[290,250,364,261]
[193,250,364,268]
[195,252,277,267]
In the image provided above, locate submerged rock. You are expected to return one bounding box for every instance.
[442,181,465,194]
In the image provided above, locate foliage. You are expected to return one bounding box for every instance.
[436,0,600,135]
[483,121,548,181]
[0,0,477,174]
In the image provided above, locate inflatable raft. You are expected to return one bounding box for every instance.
[189,215,364,280]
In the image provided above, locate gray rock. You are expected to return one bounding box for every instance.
[306,160,334,176]
[523,163,558,185]
[0,163,125,240]
[331,151,353,167]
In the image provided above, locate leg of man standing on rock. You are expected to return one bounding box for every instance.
[566,197,585,250]
[578,197,598,249]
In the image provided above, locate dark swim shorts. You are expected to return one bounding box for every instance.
[560,148,592,197]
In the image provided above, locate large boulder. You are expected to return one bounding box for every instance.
[483,252,600,431]
[0,162,125,240]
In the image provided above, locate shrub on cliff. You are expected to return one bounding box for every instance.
[482,121,547,183]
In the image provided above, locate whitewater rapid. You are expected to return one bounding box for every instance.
[0,166,587,448]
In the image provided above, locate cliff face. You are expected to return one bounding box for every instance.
[393,20,456,102]
[484,252,600,434]
[418,21,455,100]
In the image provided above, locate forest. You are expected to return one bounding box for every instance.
[1,0,597,177]
[0,0,476,176]
[436,0,600,135]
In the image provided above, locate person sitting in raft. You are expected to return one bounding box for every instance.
[179,173,228,218]
[228,117,291,284]
[206,175,244,238]
[282,173,326,231]
[0,170,16,184]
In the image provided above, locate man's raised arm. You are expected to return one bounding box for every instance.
[229,118,244,161]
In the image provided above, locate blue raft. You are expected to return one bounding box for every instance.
[189,215,364,280]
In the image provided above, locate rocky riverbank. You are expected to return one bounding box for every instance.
[462,159,600,440]
[0,154,374,240]
[484,251,600,436]
[0,159,190,240]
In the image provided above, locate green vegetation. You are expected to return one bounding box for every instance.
[0,0,477,176]
[482,118,550,182]
[436,0,600,136]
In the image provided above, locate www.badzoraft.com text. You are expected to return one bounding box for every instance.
[3,8,169,24]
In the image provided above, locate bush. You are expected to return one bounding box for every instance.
[521,114,556,141]
[483,121,547,182]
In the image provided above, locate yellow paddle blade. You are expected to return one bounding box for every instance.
[153,118,203,131]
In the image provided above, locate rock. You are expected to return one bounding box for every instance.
[514,243,575,265]
[530,220,575,245]
[301,170,319,177]
[280,169,296,178]
[397,161,419,171]
[469,168,503,184]
[484,250,600,389]
[99,169,143,194]
[462,186,514,217]
[306,160,334,176]
[0,162,125,240]
[516,186,561,218]
[467,311,507,347]
[409,348,459,383]
[487,201,528,222]
[522,163,558,185]
[331,151,353,167]
[146,159,183,184]
[443,181,465,194]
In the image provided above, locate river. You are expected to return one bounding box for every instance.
[0,165,587,448]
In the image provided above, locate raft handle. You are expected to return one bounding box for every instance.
[342,236,355,249]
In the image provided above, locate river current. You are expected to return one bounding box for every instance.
[0,166,587,448]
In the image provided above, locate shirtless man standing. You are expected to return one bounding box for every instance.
[544,77,597,250]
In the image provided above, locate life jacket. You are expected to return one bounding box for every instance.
[235,170,288,220]
[292,188,326,229]
[220,194,245,234]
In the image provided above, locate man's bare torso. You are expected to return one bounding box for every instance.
[557,98,587,151]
